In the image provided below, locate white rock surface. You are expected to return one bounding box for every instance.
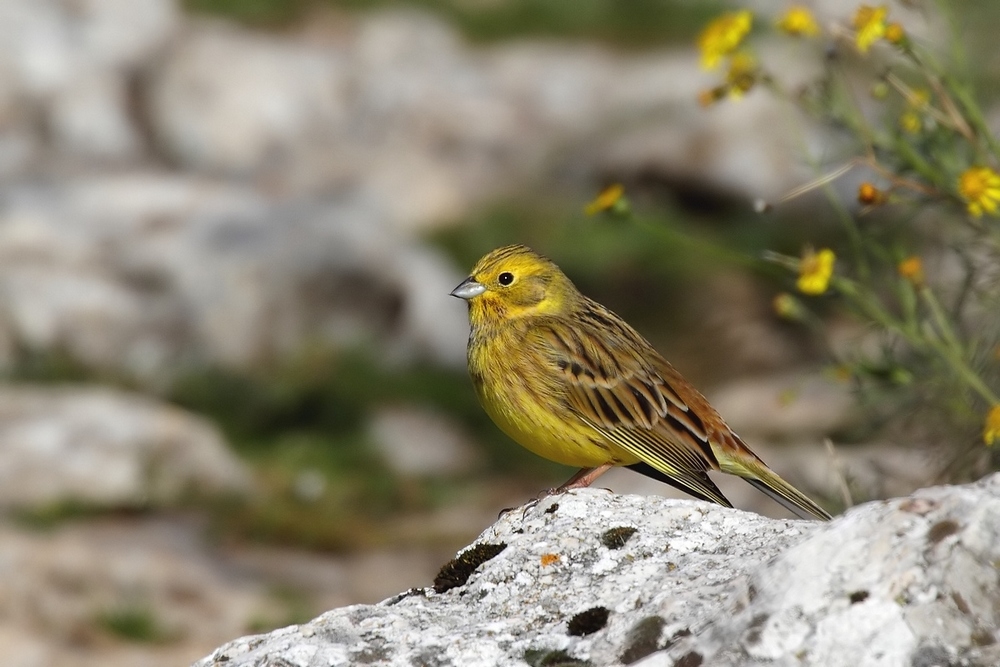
[0,0,179,163]
[147,22,350,175]
[196,476,1000,667]
[0,384,249,507]
[47,71,143,160]
[0,174,469,380]
[144,10,817,232]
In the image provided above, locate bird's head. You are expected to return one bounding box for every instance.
[450,244,578,325]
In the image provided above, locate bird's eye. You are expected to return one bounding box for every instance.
[498,272,515,286]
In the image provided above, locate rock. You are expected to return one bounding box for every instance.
[0,0,179,96]
[46,71,143,160]
[146,10,812,233]
[0,512,480,667]
[0,385,249,508]
[147,22,350,177]
[368,404,480,477]
[0,0,179,164]
[0,173,469,380]
[0,516,272,667]
[195,475,1000,667]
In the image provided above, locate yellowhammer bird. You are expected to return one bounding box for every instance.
[451,244,831,521]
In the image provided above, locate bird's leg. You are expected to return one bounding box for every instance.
[499,463,617,519]
[556,463,615,491]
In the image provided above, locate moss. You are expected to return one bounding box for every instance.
[433,542,507,593]
[566,606,610,636]
[600,526,637,549]
[674,651,703,667]
[524,648,591,667]
[619,615,666,664]
[742,614,768,646]
[849,590,870,604]
[927,519,961,544]
[971,628,996,647]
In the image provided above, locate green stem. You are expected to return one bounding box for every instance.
[920,287,964,355]
[948,81,1000,160]
[920,287,1000,404]
[883,135,945,187]
[825,187,870,282]
[834,278,918,345]
[925,334,1000,405]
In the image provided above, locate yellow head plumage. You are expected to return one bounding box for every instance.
[450,244,580,325]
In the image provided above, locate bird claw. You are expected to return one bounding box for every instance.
[497,487,562,520]
[520,488,563,518]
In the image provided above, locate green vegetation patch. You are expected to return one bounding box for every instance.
[183,0,726,47]
[97,603,174,643]
[600,526,637,549]
[566,606,610,636]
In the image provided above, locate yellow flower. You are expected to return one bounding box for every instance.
[725,52,758,99]
[584,184,629,216]
[773,292,805,320]
[958,166,1000,217]
[908,88,930,109]
[984,405,1000,446]
[698,86,727,107]
[900,110,921,134]
[698,10,753,70]
[828,364,853,383]
[897,256,924,287]
[797,248,835,295]
[853,5,888,53]
[777,6,820,37]
[858,182,886,205]
[870,82,889,99]
[900,89,929,133]
[884,22,905,44]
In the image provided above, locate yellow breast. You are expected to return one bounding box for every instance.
[468,327,634,468]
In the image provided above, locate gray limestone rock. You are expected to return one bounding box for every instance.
[195,475,1000,666]
[0,174,469,381]
[0,0,179,164]
[0,384,250,508]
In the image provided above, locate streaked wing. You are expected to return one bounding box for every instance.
[534,304,731,507]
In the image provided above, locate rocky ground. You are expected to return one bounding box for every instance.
[196,476,1000,667]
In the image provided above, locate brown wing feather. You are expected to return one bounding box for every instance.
[534,302,732,507]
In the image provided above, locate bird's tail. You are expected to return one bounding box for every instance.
[714,446,832,521]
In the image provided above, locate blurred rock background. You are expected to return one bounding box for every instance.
[0,0,996,665]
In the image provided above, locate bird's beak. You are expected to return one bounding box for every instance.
[450,277,486,300]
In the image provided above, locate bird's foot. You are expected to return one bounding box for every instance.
[497,487,559,519]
